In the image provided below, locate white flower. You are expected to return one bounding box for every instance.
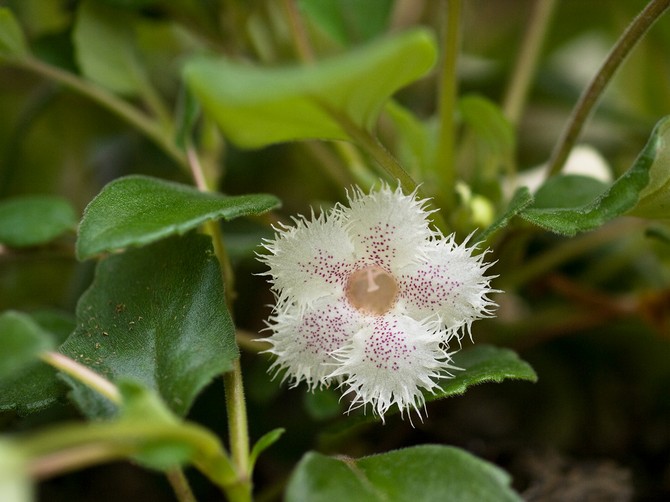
[259,184,497,421]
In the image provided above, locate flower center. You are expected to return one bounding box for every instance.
[345,265,398,316]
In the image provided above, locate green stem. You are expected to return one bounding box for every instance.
[545,0,670,178]
[434,0,462,211]
[16,57,187,170]
[502,0,557,127]
[282,0,315,63]
[40,352,121,404]
[167,468,198,502]
[185,144,251,501]
[223,359,252,501]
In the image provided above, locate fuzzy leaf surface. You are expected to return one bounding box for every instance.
[183,29,436,148]
[521,116,670,235]
[285,445,522,502]
[61,234,238,418]
[76,175,280,259]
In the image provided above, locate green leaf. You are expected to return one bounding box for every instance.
[0,311,54,380]
[0,311,73,415]
[520,116,670,235]
[60,234,238,418]
[0,8,30,62]
[76,175,281,260]
[183,28,437,148]
[249,428,285,472]
[533,174,608,209]
[73,0,148,95]
[0,195,76,247]
[286,445,522,502]
[0,440,32,502]
[431,345,537,402]
[458,94,515,180]
[475,187,534,243]
[298,0,394,45]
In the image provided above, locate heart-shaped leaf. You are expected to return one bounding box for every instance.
[183,28,436,148]
[286,445,522,502]
[76,175,280,259]
[0,196,76,247]
[61,233,238,418]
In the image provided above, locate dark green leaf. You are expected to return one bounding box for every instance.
[431,345,538,402]
[0,8,29,62]
[286,445,522,502]
[520,116,670,235]
[0,311,54,379]
[533,174,608,209]
[475,187,534,243]
[249,428,285,472]
[76,175,280,260]
[73,0,147,95]
[298,0,394,45]
[0,195,76,247]
[174,86,201,150]
[0,311,73,415]
[183,29,436,148]
[61,234,238,418]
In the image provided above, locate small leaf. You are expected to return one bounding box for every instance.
[249,428,285,472]
[431,345,537,402]
[0,195,76,247]
[286,445,522,502]
[61,234,238,418]
[0,311,73,415]
[0,311,54,379]
[73,0,147,95]
[475,187,534,243]
[76,175,280,260]
[0,440,32,502]
[0,8,30,62]
[183,29,436,148]
[458,94,515,180]
[520,116,670,235]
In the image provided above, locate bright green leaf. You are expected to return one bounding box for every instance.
[0,311,73,415]
[475,187,534,243]
[0,195,76,247]
[0,440,32,502]
[249,428,285,472]
[286,445,522,502]
[0,8,29,62]
[60,234,238,418]
[520,116,670,235]
[73,0,148,95]
[183,28,437,148]
[0,311,54,380]
[76,175,280,260]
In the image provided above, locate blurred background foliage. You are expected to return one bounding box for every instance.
[1,0,669,500]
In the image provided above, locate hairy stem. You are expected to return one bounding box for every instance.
[546,0,670,178]
[40,352,120,404]
[167,468,199,502]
